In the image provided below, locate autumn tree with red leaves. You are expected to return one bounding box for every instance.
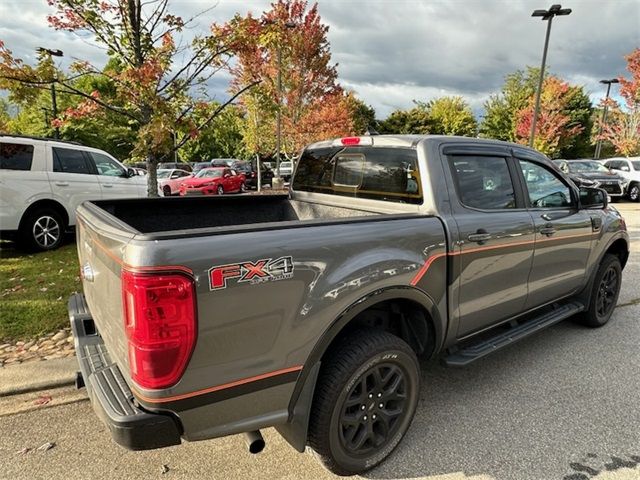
[0,0,257,196]
[515,76,585,157]
[595,48,640,157]
[221,0,353,162]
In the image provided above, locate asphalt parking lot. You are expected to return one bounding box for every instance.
[0,203,638,480]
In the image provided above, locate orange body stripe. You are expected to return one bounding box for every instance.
[411,232,594,286]
[133,365,303,403]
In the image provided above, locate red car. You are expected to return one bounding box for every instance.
[179,167,246,196]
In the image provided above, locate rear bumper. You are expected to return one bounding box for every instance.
[68,293,182,450]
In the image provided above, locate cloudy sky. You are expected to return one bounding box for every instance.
[1,0,638,118]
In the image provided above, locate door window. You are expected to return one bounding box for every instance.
[450,156,516,210]
[90,152,125,177]
[0,142,34,170]
[53,147,92,174]
[519,160,573,208]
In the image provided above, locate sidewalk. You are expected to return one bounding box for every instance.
[0,356,77,397]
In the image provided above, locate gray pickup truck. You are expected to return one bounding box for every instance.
[69,135,629,475]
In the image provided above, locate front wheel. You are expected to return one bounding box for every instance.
[308,330,420,476]
[163,185,171,197]
[628,183,639,202]
[578,254,622,327]
[240,182,247,193]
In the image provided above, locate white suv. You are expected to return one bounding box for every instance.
[602,157,640,202]
[0,135,147,251]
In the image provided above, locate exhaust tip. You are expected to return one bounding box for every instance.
[244,430,265,454]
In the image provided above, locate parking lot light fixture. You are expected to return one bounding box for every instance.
[594,78,620,159]
[529,4,572,148]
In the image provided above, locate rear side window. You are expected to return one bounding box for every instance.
[0,142,34,171]
[53,147,92,174]
[293,146,422,204]
[450,156,516,210]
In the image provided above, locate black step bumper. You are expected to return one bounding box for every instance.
[68,293,182,450]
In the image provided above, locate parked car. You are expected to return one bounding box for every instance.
[192,161,212,174]
[158,162,193,172]
[70,135,628,475]
[553,159,627,200]
[210,158,237,168]
[132,167,147,176]
[278,160,293,181]
[157,168,192,196]
[0,134,146,251]
[179,167,246,195]
[601,157,640,202]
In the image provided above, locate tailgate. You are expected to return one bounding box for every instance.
[75,202,137,379]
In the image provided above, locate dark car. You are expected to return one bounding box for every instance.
[158,162,193,172]
[233,160,274,188]
[553,159,627,199]
[192,161,213,174]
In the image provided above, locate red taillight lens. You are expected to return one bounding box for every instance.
[122,270,197,389]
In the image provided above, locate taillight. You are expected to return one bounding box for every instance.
[340,136,361,146]
[122,270,197,389]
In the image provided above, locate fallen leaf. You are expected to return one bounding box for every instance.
[15,447,31,455]
[8,277,16,282]
[39,287,48,292]
[161,465,170,474]
[33,395,52,406]
[36,442,55,452]
[58,269,63,274]
[57,296,63,301]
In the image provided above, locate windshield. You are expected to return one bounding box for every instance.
[196,169,223,178]
[568,161,609,173]
[156,170,171,179]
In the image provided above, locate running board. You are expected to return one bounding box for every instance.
[444,301,585,367]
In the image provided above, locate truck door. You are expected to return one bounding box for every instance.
[446,151,536,338]
[516,157,593,309]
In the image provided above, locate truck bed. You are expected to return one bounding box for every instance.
[91,194,381,235]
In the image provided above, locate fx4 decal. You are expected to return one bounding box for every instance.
[208,256,294,291]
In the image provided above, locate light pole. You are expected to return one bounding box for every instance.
[529,4,571,148]
[37,47,63,139]
[594,78,620,159]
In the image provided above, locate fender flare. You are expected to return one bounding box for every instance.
[276,285,443,452]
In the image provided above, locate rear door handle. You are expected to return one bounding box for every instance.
[54,181,69,187]
[102,184,113,188]
[468,230,492,244]
[540,223,556,236]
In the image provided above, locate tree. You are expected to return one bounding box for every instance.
[378,103,430,134]
[596,48,640,157]
[422,96,477,137]
[479,67,540,141]
[514,76,585,157]
[223,0,352,158]
[0,1,257,196]
[344,92,376,135]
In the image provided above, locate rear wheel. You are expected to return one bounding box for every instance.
[628,183,639,202]
[217,185,224,195]
[308,330,420,476]
[578,254,622,327]
[19,208,65,252]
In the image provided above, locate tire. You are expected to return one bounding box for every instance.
[163,185,171,197]
[240,182,247,193]
[217,185,224,196]
[308,330,420,476]
[578,254,622,327]
[19,208,65,252]
[628,183,639,202]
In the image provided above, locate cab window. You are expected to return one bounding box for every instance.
[519,160,573,208]
[450,156,516,210]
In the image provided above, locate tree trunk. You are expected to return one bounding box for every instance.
[146,153,159,197]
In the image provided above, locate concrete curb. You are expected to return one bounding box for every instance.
[0,357,77,397]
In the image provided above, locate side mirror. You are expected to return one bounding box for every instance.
[125,167,135,177]
[579,187,608,209]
